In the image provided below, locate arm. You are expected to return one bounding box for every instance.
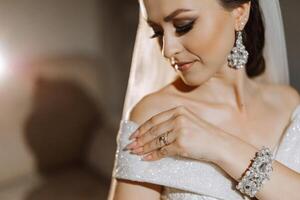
[215,129,300,200]
[125,87,300,200]
[216,88,300,200]
[108,96,163,200]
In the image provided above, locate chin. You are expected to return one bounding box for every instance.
[180,72,211,87]
[180,77,204,87]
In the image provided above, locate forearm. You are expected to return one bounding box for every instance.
[215,134,300,200]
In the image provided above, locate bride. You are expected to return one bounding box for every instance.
[108,0,300,199]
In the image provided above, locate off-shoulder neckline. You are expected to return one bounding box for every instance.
[123,104,300,126]
[291,104,300,119]
[121,104,300,158]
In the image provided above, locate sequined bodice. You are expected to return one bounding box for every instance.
[112,105,300,200]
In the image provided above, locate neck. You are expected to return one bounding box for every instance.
[190,64,257,114]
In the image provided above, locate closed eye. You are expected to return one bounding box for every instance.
[175,20,195,35]
[150,18,197,39]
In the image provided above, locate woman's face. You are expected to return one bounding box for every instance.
[141,0,247,86]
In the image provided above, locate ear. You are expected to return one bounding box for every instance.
[231,2,251,31]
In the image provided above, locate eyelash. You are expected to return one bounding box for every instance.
[150,20,196,39]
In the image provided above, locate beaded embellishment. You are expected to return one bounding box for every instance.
[236,146,274,197]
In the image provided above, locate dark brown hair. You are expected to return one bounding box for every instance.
[219,0,265,78]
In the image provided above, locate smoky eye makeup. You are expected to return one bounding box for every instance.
[149,17,198,39]
[174,18,197,34]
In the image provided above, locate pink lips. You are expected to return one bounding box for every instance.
[176,61,195,72]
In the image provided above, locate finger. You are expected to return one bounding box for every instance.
[136,129,177,155]
[135,117,174,148]
[130,106,187,139]
[142,144,177,161]
[126,118,173,151]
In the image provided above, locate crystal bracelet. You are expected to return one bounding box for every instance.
[236,146,274,198]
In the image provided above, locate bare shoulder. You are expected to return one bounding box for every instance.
[265,84,299,105]
[114,89,179,199]
[129,87,180,125]
[260,83,300,114]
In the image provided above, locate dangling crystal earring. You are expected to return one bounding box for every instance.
[227,30,249,70]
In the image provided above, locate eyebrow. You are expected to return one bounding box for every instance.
[146,8,193,25]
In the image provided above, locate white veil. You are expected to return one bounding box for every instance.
[121,0,289,121]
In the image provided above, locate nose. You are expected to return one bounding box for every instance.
[161,34,182,60]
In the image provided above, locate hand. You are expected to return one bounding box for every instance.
[124,106,227,163]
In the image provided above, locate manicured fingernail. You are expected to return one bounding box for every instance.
[129,130,139,140]
[123,141,137,151]
[130,146,143,154]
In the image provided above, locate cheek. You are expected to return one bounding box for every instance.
[185,12,235,66]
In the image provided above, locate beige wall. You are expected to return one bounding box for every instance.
[0,0,120,124]
[98,0,139,123]
[0,0,101,62]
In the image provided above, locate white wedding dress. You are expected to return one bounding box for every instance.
[112,105,300,200]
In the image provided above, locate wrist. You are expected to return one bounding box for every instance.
[195,127,233,164]
[210,131,235,166]
[214,133,258,180]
